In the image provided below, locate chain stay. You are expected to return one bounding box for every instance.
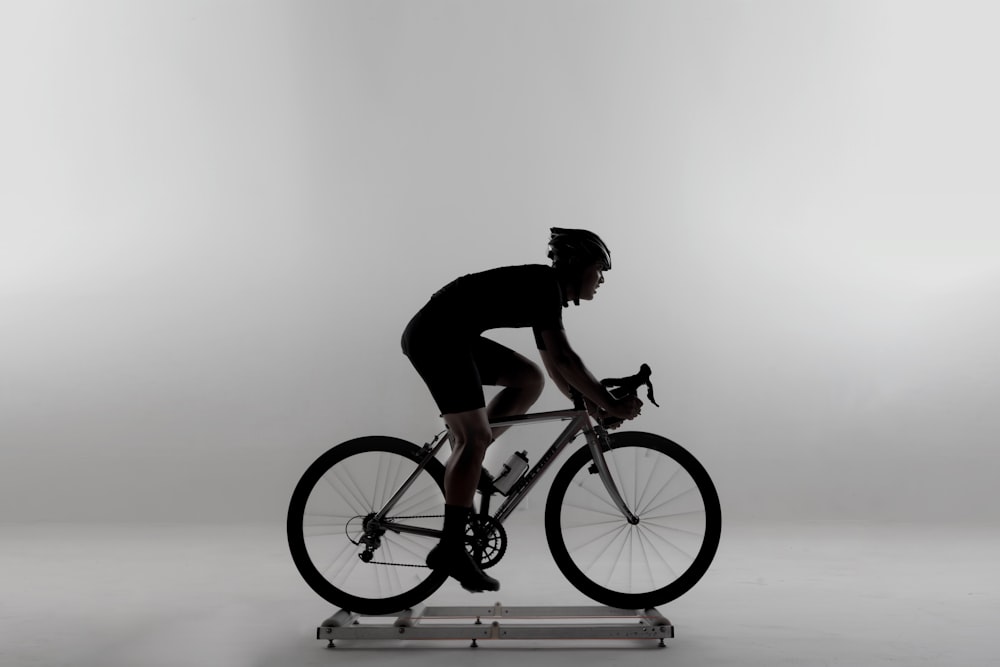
[352,513,505,569]
[352,514,444,568]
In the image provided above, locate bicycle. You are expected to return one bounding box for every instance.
[287,364,722,615]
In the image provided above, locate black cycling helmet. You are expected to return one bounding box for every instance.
[547,227,612,272]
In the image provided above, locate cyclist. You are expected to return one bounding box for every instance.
[400,228,643,593]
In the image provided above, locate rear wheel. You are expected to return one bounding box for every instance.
[545,431,721,609]
[287,436,448,614]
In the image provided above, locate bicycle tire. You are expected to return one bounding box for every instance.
[545,431,721,609]
[287,436,449,615]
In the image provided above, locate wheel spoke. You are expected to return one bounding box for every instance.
[388,533,435,563]
[319,538,360,581]
[637,463,684,516]
[635,524,678,580]
[583,522,630,575]
[635,521,698,562]
[644,509,707,522]
[548,437,719,608]
[571,479,624,515]
[567,518,630,553]
[561,499,626,521]
[642,485,701,517]
[640,517,706,539]
[632,524,657,588]
[303,527,347,538]
[562,516,630,529]
[635,450,665,515]
[604,524,633,587]
[382,541,402,594]
[325,462,371,516]
[289,438,448,614]
[393,484,444,517]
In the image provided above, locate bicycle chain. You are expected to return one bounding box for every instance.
[349,514,443,569]
[349,514,504,569]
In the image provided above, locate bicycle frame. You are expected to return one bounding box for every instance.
[370,407,639,542]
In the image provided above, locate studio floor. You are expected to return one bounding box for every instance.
[1,518,996,667]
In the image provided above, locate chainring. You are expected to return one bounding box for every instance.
[465,514,507,570]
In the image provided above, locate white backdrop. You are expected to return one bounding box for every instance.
[2,0,998,523]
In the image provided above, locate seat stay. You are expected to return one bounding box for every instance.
[372,431,449,524]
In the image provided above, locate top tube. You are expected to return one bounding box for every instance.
[488,408,588,429]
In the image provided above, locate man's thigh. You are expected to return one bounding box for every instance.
[473,336,542,388]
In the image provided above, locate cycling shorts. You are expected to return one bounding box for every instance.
[401,306,522,415]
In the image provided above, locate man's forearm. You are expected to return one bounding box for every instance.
[541,352,576,399]
[552,352,614,409]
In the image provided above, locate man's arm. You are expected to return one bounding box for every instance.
[539,346,576,401]
[538,329,634,416]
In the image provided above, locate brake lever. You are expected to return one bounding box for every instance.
[596,363,660,428]
[601,363,660,407]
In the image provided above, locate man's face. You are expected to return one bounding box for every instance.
[579,261,606,300]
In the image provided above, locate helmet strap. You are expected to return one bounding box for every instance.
[565,274,583,306]
[554,263,586,306]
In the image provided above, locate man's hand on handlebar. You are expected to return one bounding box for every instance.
[585,395,643,429]
[575,364,655,428]
[606,395,643,421]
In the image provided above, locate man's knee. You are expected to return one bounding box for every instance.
[454,427,492,454]
[445,411,493,452]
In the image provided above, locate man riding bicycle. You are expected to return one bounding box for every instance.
[400,228,643,593]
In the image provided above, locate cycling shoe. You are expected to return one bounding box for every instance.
[426,543,500,593]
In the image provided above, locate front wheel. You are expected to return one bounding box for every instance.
[545,431,721,609]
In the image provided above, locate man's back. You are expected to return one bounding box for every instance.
[426,264,564,338]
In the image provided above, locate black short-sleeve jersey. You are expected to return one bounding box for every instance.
[424,264,565,349]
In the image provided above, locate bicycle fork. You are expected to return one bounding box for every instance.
[585,428,641,525]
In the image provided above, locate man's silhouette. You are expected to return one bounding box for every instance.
[401,228,642,592]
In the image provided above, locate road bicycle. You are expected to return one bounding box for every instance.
[287,365,721,615]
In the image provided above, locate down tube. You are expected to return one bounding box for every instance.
[492,414,589,524]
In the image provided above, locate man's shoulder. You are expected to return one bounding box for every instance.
[460,263,553,282]
[498,263,556,279]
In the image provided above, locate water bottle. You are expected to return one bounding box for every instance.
[492,451,529,495]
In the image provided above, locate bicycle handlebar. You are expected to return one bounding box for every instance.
[601,363,660,407]
[572,363,660,429]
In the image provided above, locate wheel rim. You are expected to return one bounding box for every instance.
[551,437,720,604]
[290,442,446,610]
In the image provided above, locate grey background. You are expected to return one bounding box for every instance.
[3,0,998,524]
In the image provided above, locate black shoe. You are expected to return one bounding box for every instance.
[426,544,500,593]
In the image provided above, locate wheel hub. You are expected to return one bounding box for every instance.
[354,513,385,562]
